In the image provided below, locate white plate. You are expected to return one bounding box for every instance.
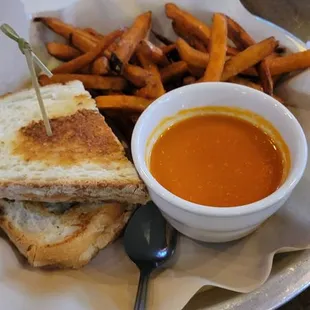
[1,0,310,309]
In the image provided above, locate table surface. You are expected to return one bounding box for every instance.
[241,2,310,308]
[241,0,310,43]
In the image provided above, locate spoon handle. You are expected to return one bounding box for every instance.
[134,270,150,310]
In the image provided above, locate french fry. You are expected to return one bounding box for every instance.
[240,67,258,77]
[53,30,123,74]
[268,50,310,75]
[166,5,239,56]
[173,20,239,57]
[136,49,161,75]
[74,29,99,43]
[183,76,196,85]
[100,29,125,60]
[151,29,174,45]
[52,42,104,74]
[224,58,257,76]
[266,53,281,61]
[225,15,273,95]
[34,17,76,39]
[96,95,152,112]
[160,61,188,83]
[46,42,81,61]
[188,41,207,54]
[135,86,154,99]
[225,15,253,50]
[39,74,128,90]
[83,27,104,39]
[104,41,119,59]
[139,40,170,66]
[91,56,110,75]
[226,46,240,56]
[111,11,152,73]
[123,64,151,88]
[71,29,122,53]
[79,64,92,74]
[135,72,165,99]
[176,38,209,68]
[257,59,273,95]
[228,76,284,103]
[135,50,165,99]
[187,38,207,53]
[165,3,211,46]
[228,76,263,91]
[172,21,207,52]
[221,37,278,81]
[161,44,177,55]
[202,13,227,82]
[71,32,98,52]
[35,17,100,47]
[98,29,124,55]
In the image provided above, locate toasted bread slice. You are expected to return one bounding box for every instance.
[0,81,148,203]
[0,199,135,268]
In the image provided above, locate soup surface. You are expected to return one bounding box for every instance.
[150,113,287,207]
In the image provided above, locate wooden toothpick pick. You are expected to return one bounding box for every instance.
[0,23,53,136]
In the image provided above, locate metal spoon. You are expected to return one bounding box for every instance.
[124,202,178,310]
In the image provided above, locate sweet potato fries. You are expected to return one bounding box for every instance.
[35,2,310,138]
[110,11,152,73]
[202,13,227,82]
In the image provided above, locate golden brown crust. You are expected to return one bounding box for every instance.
[12,109,125,166]
[0,201,135,268]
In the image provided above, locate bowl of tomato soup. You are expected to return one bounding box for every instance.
[132,83,307,242]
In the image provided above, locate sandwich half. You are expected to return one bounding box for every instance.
[0,81,148,204]
[0,199,134,268]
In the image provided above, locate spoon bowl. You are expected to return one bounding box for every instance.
[124,202,177,310]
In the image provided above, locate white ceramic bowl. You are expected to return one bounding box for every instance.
[132,83,308,243]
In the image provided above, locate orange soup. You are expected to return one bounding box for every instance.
[150,112,289,207]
